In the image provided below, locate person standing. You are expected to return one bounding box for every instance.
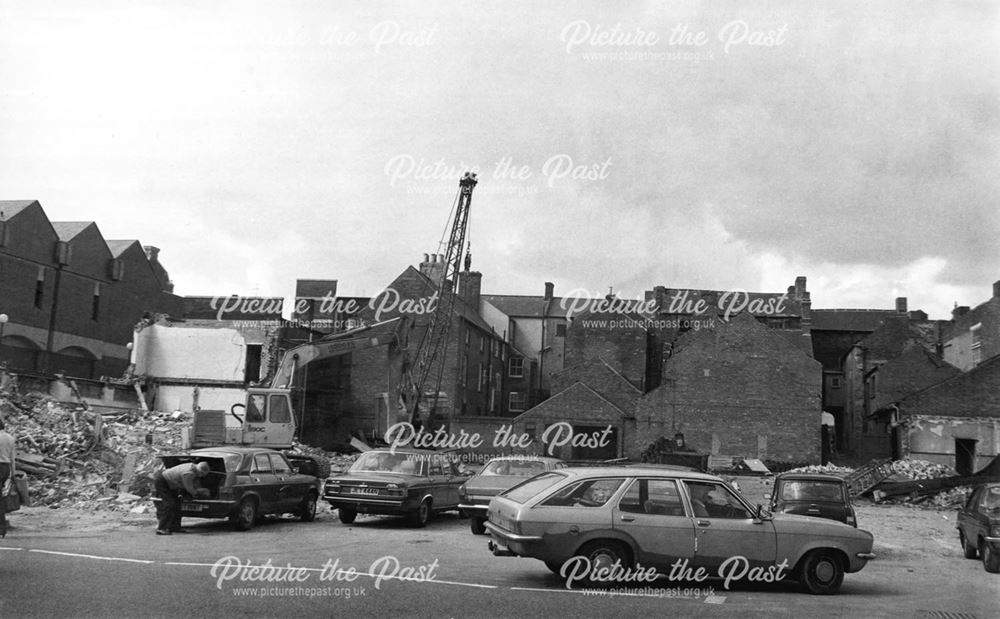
[153,461,210,535]
[0,418,16,539]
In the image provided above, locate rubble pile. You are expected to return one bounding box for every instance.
[0,391,186,511]
[784,463,855,477]
[888,459,957,481]
[0,390,352,511]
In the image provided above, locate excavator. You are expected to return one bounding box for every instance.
[184,171,479,474]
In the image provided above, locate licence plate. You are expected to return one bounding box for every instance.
[349,488,379,496]
[182,503,207,512]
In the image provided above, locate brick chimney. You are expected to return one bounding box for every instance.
[544,282,554,301]
[459,271,482,308]
[994,280,1000,299]
[419,253,446,286]
[143,245,160,263]
[793,276,807,301]
[952,305,970,319]
[895,297,908,313]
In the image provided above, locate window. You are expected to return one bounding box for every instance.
[269,395,291,423]
[683,481,752,519]
[555,323,567,337]
[252,453,273,473]
[246,395,266,422]
[509,391,526,412]
[270,454,292,475]
[509,356,524,378]
[830,377,842,389]
[619,478,684,516]
[35,268,45,308]
[540,478,626,508]
[464,328,470,346]
[91,283,101,321]
[480,334,485,352]
[477,363,484,392]
[244,345,262,383]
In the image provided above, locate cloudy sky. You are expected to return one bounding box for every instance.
[1,0,997,319]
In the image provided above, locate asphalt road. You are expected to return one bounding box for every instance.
[0,507,996,618]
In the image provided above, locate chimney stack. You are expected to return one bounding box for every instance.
[143,245,160,262]
[895,297,908,313]
[419,252,446,285]
[794,276,807,300]
[993,280,1000,299]
[459,271,483,308]
[544,282,554,301]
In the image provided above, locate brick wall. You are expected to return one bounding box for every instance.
[632,312,822,465]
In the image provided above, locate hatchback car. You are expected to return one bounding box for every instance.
[485,467,875,594]
[956,482,1000,573]
[459,456,564,534]
[769,473,857,527]
[324,448,469,527]
[156,447,323,531]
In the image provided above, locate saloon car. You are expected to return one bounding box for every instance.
[956,482,1000,573]
[769,473,857,527]
[156,447,323,531]
[459,456,564,534]
[324,448,470,527]
[485,467,875,594]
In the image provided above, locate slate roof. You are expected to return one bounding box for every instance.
[482,294,569,318]
[51,221,93,241]
[0,200,40,220]
[106,239,139,257]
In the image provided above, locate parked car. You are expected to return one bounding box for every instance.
[459,456,565,534]
[956,482,1000,573]
[324,448,469,527]
[485,467,875,594]
[769,473,857,527]
[156,447,323,531]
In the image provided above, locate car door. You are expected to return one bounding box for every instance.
[269,452,304,512]
[681,480,777,570]
[612,478,696,571]
[249,452,280,513]
[425,456,453,508]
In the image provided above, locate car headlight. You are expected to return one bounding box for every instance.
[991,525,1000,537]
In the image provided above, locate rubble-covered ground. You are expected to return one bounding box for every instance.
[0,390,352,514]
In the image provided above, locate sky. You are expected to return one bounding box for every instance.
[1,0,998,320]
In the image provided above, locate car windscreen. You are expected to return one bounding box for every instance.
[350,452,423,475]
[500,471,567,504]
[481,460,547,477]
[780,480,845,502]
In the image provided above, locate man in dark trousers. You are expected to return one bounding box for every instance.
[154,461,210,535]
[0,418,16,539]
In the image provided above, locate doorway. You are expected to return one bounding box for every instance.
[955,438,977,476]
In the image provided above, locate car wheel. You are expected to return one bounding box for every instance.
[576,540,632,579]
[470,517,486,535]
[411,499,431,528]
[338,507,357,524]
[299,493,317,522]
[799,549,845,595]
[232,498,258,531]
[960,531,978,559]
[982,540,1000,573]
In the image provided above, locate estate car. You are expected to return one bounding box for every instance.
[156,447,323,531]
[325,448,469,527]
[485,467,875,594]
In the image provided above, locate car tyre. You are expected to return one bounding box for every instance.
[338,507,357,524]
[299,493,317,522]
[960,531,978,559]
[575,540,631,585]
[411,499,431,528]
[982,540,1000,573]
[799,549,844,595]
[470,516,486,535]
[232,498,258,531]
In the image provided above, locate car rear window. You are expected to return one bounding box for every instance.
[501,471,567,504]
[481,459,547,477]
[780,480,845,502]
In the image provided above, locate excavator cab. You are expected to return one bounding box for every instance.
[231,388,296,447]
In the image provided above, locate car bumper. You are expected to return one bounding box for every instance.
[458,503,488,516]
[985,536,1000,544]
[484,520,544,558]
[325,493,416,515]
[151,497,237,519]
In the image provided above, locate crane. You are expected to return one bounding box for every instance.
[402,171,478,429]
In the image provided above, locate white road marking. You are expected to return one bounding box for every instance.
[30,549,154,564]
